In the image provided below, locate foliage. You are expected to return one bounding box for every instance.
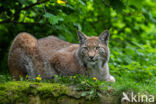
[0,74,11,83]
[1,74,155,101]
[53,74,156,99]
[54,75,108,100]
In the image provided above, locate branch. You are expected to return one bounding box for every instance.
[12,21,41,24]
[0,19,11,24]
[20,0,50,10]
[0,21,50,25]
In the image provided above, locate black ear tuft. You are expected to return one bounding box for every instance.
[77,30,87,45]
[99,30,110,45]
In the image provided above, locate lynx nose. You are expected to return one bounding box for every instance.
[89,56,94,60]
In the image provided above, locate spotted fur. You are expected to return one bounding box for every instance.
[8,31,115,82]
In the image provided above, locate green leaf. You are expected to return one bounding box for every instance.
[44,12,64,25]
[127,0,144,9]
[110,0,125,12]
[97,92,102,97]
[19,0,29,5]
[81,92,88,97]
[89,89,95,95]
[44,12,54,18]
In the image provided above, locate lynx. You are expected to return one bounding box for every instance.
[8,30,115,82]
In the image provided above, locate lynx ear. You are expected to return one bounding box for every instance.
[99,30,110,45]
[77,30,87,45]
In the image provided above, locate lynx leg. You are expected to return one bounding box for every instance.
[8,47,27,80]
[105,75,115,82]
[8,32,45,80]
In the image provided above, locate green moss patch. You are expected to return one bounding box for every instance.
[0,81,121,104]
[0,81,69,104]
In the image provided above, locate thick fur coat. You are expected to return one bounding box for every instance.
[8,30,115,82]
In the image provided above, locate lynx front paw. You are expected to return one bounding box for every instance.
[105,75,115,82]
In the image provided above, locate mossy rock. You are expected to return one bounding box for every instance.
[0,81,68,104]
[0,81,121,104]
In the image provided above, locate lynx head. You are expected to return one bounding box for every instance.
[77,30,110,65]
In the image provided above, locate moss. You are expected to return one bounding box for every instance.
[38,83,68,97]
[0,81,30,103]
[0,81,121,104]
[0,81,69,104]
[0,90,9,104]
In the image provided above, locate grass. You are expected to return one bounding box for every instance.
[0,73,155,98]
[0,73,155,104]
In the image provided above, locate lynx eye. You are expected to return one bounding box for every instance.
[83,47,89,50]
[95,47,100,50]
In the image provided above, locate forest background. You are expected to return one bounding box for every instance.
[0,0,155,95]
